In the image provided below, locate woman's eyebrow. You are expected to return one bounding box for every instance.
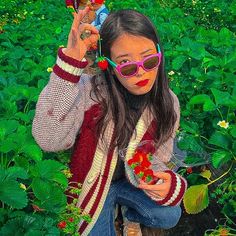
[115,49,154,59]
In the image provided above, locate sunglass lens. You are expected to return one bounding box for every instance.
[120,64,137,77]
[143,56,159,70]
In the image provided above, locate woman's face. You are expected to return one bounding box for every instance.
[110,34,158,95]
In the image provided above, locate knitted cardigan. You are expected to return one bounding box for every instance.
[32,47,187,236]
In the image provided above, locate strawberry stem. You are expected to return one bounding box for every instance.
[99,37,102,57]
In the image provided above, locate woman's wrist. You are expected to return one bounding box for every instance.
[62,48,86,62]
[52,47,88,83]
[155,170,187,206]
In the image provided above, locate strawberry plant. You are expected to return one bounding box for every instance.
[0,0,90,234]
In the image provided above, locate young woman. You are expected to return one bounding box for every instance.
[32,7,187,236]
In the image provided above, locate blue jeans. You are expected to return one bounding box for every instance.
[89,178,181,236]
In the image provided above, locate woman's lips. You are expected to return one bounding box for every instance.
[135,79,149,87]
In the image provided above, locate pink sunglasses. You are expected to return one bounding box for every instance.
[105,44,162,78]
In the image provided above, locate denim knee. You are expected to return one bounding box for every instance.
[150,205,182,229]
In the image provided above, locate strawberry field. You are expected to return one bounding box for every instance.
[0,0,236,235]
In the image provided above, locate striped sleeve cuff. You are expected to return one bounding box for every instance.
[155,170,187,206]
[53,47,88,83]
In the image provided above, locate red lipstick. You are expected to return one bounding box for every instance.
[135,79,149,87]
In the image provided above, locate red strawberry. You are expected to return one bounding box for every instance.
[133,151,148,163]
[97,56,108,70]
[57,221,67,229]
[143,169,154,176]
[140,159,151,168]
[68,217,74,222]
[186,167,193,174]
[127,158,135,166]
[134,166,144,175]
[93,0,105,4]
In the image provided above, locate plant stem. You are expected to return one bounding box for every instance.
[217,108,224,120]
[207,162,233,186]
[226,107,230,122]
[200,135,208,141]
[23,100,30,114]
[0,152,3,167]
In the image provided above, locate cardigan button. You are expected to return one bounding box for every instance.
[87,173,97,184]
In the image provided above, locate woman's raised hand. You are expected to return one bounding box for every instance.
[63,6,99,61]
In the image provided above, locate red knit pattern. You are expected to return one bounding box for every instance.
[79,135,115,234]
[169,177,186,206]
[53,64,81,83]
[67,104,101,203]
[155,170,177,205]
[58,47,88,68]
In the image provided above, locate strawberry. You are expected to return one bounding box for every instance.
[140,159,151,168]
[186,167,193,174]
[92,0,105,4]
[57,221,67,229]
[134,166,144,175]
[127,158,135,166]
[143,169,154,176]
[68,217,74,222]
[133,151,148,163]
[97,56,108,70]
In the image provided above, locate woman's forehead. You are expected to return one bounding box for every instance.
[110,34,156,57]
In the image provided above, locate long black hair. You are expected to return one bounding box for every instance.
[91,9,177,150]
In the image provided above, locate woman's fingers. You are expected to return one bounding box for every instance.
[138,182,167,191]
[83,33,100,49]
[70,7,90,36]
[79,23,99,35]
[78,6,91,22]
[153,172,171,181]
[146,189,167,199]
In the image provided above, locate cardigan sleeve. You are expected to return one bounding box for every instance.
[32,48,95,152]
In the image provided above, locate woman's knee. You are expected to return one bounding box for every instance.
[150,205,182,229]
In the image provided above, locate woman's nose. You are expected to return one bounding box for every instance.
[136,65,146,77]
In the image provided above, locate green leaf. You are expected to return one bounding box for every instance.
[180,120,199,134]
[52,172,68,188]
[20,145,43,161]
[208,131,231,150]
[0,218,24,236]
[199,170,211,180]
[55,27,62,34]
[15,112,31,123]
[31,178,52,201]
[32,178,66,213]
[14,155,30,170]
[203,99,216,112]
[177,135,203,152]
[7,166,28,180]
[211,150,232,168]
[183,184,209,214]
[211,88,231,106]
[0,180,28,209]
[0,137,17,153]
[0,119,19,136]
[31,160,65,180]
[189,94,216,111]
[172,55,187,70]
[230,125,236,138]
